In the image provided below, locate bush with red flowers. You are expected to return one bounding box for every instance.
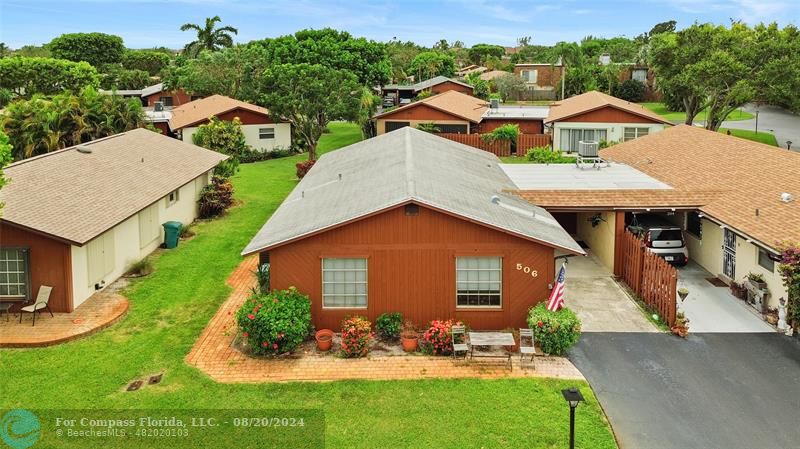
[420,319,464,355]
[295,159,316,179]
[340,316,373,358]
[526,303,581,355]
[236,287,311,356]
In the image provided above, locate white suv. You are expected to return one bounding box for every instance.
[628,218,689,266]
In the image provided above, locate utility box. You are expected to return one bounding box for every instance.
[162,221,183,249]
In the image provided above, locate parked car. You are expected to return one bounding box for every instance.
[627,215,689,266]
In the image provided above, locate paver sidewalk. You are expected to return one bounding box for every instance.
[186,257,584,383]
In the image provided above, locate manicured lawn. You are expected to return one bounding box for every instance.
[719,128,779,146]
[0,122,616,448]
[641,102,754,122]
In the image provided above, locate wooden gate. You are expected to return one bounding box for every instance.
[618,231,677,327]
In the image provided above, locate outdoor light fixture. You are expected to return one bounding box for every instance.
[562,387,585,449]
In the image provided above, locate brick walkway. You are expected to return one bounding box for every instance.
[186,257,584,383]
[0,292,128,348]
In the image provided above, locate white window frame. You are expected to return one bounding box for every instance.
[322,258,368,309]
[521,69,538,84]
[166,189,179,207]
[456,256,503,309]
[259,127,275,139]
[631,68,648,83]
[0,247,31,300]
[623,127,649,142]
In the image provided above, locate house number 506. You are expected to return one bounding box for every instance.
[516,263,538,278]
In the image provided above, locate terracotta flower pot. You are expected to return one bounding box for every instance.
[401,334,418,352]
[315,329,334,352]
[671,325,689,338]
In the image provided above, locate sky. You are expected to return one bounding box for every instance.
[1,0,799,49]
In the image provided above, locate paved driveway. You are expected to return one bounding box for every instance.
[717,103,799,151]
[570,333,800,449]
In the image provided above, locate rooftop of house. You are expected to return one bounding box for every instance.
[375,90,489,123]
[600,124,800,249]
[0,128,227,245]
[242,127,584,256]
[140,82,165,97]
[169,94,271,130]
[383,76,473,92]
[483,105,550,120]
[500,162,672,190]
[545,90,671,125]
[479,70,510,81]
[144,108,172,123]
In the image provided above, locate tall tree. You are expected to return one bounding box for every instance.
[552,41,582,99]
[0,57,99,98]
[180,16,238,57]
[408,51,456,80]
[467,44,505,65]
[163,46,268,100]
[0,130,12,214]
[258,63,360,160]
[0,43,8,58]
[47,32,125,67]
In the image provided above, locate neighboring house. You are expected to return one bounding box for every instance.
[479,70,511,82]
[241,128,583,330]
[0,129,226,313]
[144,108,172,136]
[374,91,549,135]
[99,82,200,108]
[508,125,798,309]
[598,54,660,101]
[456,65,488,77]
[513,63,563,91]
[545,90,672,152]
[169,95,292,152]
[381,76,475,106]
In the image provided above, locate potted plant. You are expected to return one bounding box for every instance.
[746,273,767,291]
[765,307,779,326]
[400,320,419,353]
[315,329,334,352]
[671,311,690,338]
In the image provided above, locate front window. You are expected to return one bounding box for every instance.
[758,248,775,272]
[623,127,649,142]
[559,128,608,152]
[322,258,367,308]
[632,69,648,82]
[166,189,179,206]
[521,69,538,83]
[158,96,173,107]
[385,121,410,132]
[0,248,30,299]
[456,257,502,308]
[259,128,275,139]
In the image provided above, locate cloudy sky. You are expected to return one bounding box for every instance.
[1,0,798,48]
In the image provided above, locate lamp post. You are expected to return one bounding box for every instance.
[562,387,585,449]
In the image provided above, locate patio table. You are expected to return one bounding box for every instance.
[467,332,515,370]
[0,302,16,322]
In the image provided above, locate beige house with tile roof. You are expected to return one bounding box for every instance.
[0,129,226,312]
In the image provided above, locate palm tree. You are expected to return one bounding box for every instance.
[552,42,583,99]
[180,16,238,57]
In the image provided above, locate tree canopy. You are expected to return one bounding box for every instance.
[0,130,12,213]
[408,51,456,80]
[467,44,505,65]
[47,32,125,67]
[121,50,172,76]
[0,57,99,98]
[180,15,238,57]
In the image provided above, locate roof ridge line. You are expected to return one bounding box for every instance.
[405,128,416,196]
[6,132,130,168]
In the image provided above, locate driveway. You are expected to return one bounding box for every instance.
[678,262,774,333]
[568,253,657,332]
[570,332,800,449]
[718,103,799,151]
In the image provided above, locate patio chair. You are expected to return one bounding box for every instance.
[519,328,537,369]
[451,325,469,360]
[19,286,54,327]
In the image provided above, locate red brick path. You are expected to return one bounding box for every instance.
[187,257,584,383]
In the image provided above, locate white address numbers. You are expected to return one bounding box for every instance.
[515,263,539,278]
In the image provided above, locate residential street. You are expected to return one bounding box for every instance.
[716,103,799,152]
[570,332,800,449]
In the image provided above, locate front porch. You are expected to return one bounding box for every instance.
[0,290,128,347]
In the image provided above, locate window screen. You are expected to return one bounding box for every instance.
[758,248,775,272]
[559,129,607,152]
[322,258,367,308]
[259,128,275,139]
[623,127,649,141]
[456,257,502,307]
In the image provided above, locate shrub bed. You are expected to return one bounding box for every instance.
[376,312,403,340]
[236,287,311,356]
[296,159,316,179]
[198,175,234,219]
[527,303,581,355]
[420,319,464,355]
[526,147,575,164]
[341,316,373,358]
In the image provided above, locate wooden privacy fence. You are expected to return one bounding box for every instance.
[517,134,551,152]
[618,231,677,327]
[436,133,511,157]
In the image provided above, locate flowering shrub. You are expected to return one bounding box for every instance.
[375,312,403,340]
[420,319,464,355]
[236,287,311,356]
[198,175,234,219]
[295,159,316,179]
[778,242,800,330]
[340,316,373,358]
[527,303,581,355]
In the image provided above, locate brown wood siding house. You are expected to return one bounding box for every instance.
[480,118,543,134]
[242,128,584,331]
[429,80,474,96]
[143,88,196,107]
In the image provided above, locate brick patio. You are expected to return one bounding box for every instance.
[186,257,584,383]
[0,292,128,348]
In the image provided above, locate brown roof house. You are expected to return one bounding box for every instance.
[242,127,583,330]
[0,129,226,312]
[169,95,292,152]
[381,76,475,106]
[545,90,672,152]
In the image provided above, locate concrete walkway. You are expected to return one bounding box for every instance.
[567,253,657,333]
[678,262,774,333]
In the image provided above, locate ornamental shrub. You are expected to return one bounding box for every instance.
[341,316,373,358]
[375,312,403,340]
[296,159,316,179]
[526,303,582,355]
[481,123,520,144]
[420,319,464,355]
[615,79,646,103]
[526,147,574,164]
[236,287,312,356]
[198,175,234,218]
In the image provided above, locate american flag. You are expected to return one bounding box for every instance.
[546,262,567,312]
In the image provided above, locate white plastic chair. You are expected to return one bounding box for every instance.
[19,286,54,326]
[451,325,469,360]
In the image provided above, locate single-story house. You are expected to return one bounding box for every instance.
[508,125,798,309]
[513,63,563,91]
[0,129,226,312]
[374,91,548,136]
[242,127,584,330]
[100,82,200,108]
[381,76,475,106]
[456,65,488,78]
[545,90,672,152]
[169,95,292,152]
[480,70,511,82]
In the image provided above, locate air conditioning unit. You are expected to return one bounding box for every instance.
[490,98,500,109]
[154,101,164,112]
[578,140,599,157]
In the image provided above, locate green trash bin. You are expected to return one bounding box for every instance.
[162,221,183,249]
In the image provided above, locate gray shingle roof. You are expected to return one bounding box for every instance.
[242,128,584,256]
[0,128,227,245]
[383,76,473,92]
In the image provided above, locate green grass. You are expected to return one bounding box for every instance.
[719,128,779,146]
[0,122,616,448]
[641,102,754,122]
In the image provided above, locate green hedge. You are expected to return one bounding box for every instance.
[236,287,311,356]
[527,303,582,355]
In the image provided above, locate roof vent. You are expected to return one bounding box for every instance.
[781,192,794,203]
[76,145,92,154]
